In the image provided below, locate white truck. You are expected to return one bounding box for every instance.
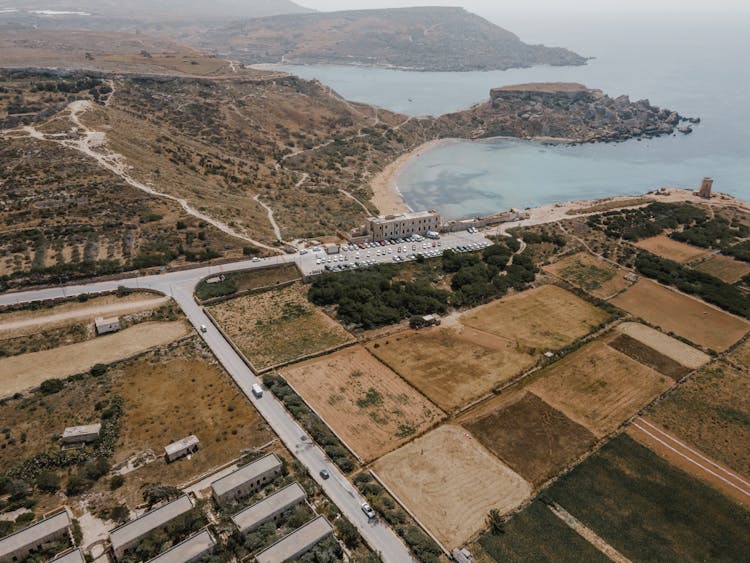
[251,383,263,399]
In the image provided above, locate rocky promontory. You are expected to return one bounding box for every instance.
[442,82,694,143]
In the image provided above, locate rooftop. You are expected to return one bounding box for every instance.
[492,82,590,93]
[62,423,102,439]
[49,548,86,563]
[211,453,281,498]
[164,435,199,456]
[255,516,333,563]
[147,529,215,563]
[232,482,307,532]
[0,509,71,560]
[109,496,193,552]
[368,210,439,224]
[95,316,120,325]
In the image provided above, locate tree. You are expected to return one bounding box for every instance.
[335,517,361,549]
[39,378,64,395]
[487,509,505,535]
[35,471,61,493]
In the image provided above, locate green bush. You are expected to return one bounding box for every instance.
[39,378,64,395]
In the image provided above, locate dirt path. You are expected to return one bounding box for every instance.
[4,99,280,253]
[339,188,371,214]
[629,417,750,508]
[253,193,285,243]
[548,502,632,563]
[0,296,168,334]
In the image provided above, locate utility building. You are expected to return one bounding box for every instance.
[61,423,102,445]
[232,482,307,533]
[109,496,194,560]
[147,529,216,563]
[366,210,441,241]
[211,453,283,505]
[95,316,121,335]
[0,509,72,563]
[255,516,333,563]
[164,435,200,462]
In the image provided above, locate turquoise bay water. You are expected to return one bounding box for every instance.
[277,15,750,218]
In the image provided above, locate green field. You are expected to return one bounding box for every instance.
[547,435,750,562]
[476,500,609,563]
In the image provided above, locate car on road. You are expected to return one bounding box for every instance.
[200,324,208,333]
[319,468,330,479]
[362,502,376,519]
[252,257,261,262]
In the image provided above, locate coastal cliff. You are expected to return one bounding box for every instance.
[442,82,696,142]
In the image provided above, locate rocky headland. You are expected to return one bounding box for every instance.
[442,82,697,143]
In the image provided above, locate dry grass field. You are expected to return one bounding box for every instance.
[614,322,710,370]
[366,326,537,412]
[281,347,444,461]
[634,235,708,263]
[461,285,611,351]
[0,321,189,398]
[460,392,596,485]
[728,338,750,367]
[373,425,532,548]
[544,252,632,298]
[209,284,353,369]
[528,340,672,437]
[694,255,750,284]
[649,362,750,477]
[610,279,750,351]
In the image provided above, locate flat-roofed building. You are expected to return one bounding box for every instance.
[95,316,121,335]
[164,435,200,462]
[232,482,306,534]
[61,423,102,445]
[109,495,194,560]
[147,529,215,563]
[211,453,282,505]
[49,548,86,563]
[255,516,333,563]
[366,210,441,241]
[0,508,71,563]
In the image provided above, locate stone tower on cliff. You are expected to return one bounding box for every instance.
[697,177,713,198]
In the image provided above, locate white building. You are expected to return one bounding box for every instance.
[255,516,333,563]
[211,453,283,505]
[365,210,442,241]
[164,435,200,462]
[231,482,307,533]
[61,423,102,445]
[147,529,215,563]
[95,316,121,335]
[0,508,72,563]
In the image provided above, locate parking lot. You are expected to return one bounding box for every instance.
[296,230,492,276]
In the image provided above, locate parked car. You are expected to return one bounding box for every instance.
[362,503,376,519]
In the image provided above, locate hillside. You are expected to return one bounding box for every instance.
[199,7,587,71]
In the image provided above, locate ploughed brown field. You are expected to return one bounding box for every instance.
[634,235,708,263]
[693,254,750,284]
[610,279,750,352]
[543,252,632,299]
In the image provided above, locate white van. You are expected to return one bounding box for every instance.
[251,383,263,399]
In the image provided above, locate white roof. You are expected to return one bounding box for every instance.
[49,548,86,563]
[211,453,281,498]
[369,210,439,223]
[62,423,102,439]
[232,482,306,532]
[164,435,200,456]
[110,496,193,553]
[0,509,71,560]
[147,529,215,563]
[95,316,120,325]
[255,516,333,563]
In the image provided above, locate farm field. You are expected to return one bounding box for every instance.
[528,340,672,437]
[648,362,750,478]
[694,254,750,284]
[461,285,611,351]
[729,338,750,367]
[634,235,708,263]
[0,338,274,507]
[0,321,189,398]
[367,326,537,412]
[209,284,353,370]
[611,279,750,351]
[460,392,596,485]
[606,333,690,380]
[475,500,609,563]
[373,425,532,549]
[543,252,632,299]
[614,322,710,370]
[547,435,750,561]
[280,346,444,461]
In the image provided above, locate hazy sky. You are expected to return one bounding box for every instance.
[297,0,748,15]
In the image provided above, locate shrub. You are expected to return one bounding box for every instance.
[110,474,125,490]
[39,378,64,395]
[90,363,108,377]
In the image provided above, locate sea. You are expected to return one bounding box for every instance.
[273,13,750,218]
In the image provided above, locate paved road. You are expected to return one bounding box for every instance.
[0,231,490,560]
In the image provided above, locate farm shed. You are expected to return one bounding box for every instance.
[95,316,121,335]
[61,423,102,445]
[49,548,86,563]
[0,508,72,563]
[255,516,333,563]
[147,529,215,563]
[231,482,307,533]
[164,435,200,462]
[211,453,282,504]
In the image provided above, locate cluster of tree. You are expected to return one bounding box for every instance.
[445,242,536,307]
[725,240,750,263]
[263,375,356,472]
[671,217,749,249]
[31,77,103,94]
[636,253,750,318]
[587,203,707,241]
[309,268,449,329]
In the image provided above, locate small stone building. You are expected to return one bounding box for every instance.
[0,508,72,563]
[231,482,307,533]
[255,516,333,563]
[95,316,121,335]
[211,453,283,505]
[164,435,200,462]
[61,423,102,445]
